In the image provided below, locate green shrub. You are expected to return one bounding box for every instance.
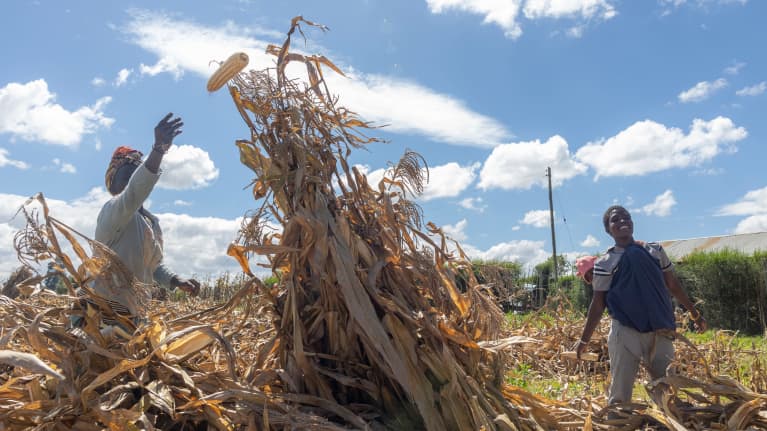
[675,250,767,335]
[556,275,592,314]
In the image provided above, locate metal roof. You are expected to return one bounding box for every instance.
[659,231,767,261]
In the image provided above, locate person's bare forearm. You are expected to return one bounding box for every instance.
[664,271,696,313]
[665,270,707,331]
[144,148,163,174]
[579,291,607,342]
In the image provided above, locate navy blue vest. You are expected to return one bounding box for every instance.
[605,243,676,332]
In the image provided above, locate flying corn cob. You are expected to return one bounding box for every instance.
[207,52,249,92]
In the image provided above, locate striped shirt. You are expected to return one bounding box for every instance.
[593,241,673,292]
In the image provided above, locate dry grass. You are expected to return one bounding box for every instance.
[499,301,767,429]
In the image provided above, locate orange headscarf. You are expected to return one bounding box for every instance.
[105,146,143,192]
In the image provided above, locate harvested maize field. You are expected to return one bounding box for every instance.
[1,17,767,431]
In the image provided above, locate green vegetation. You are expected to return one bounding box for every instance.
[504,308,582,328]
[511,250,767,334]
[685,329,767,349]
[169,249,767,337]
[675,250,767,335]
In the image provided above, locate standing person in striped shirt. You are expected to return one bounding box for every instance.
[575,205,706,406]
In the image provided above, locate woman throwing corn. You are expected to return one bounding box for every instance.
[86,113,200,323]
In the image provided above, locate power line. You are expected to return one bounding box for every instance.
[553,188,576,253]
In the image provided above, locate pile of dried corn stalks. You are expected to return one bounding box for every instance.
[2,16,767,431]
[220,16,528,430]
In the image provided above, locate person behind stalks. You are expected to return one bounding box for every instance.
[575,205,706,406]
[85,113,200,324]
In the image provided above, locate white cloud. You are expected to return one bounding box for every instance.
[736,81,767,97]
[5,188,112,237]
[0,222,20,280]
[575,117,747,179]
[692,167,723,176]
[716,186,767,216]
[154,213,244,278]
[660,0,749,13]
[523,0,616,20]
[636,189,676,216]
[344,164,389,195]
[458,196,486,212]
[124,10,510,148]
[0,189,112,279]
[355,165,387,191]
[733,215,767,234]
[521,210,552,228]
[52,158,77,174]
[157,145,219,190]
[0,189,246,280]
[442,218,469,242]
[580,234,600,247]
[173,199,192,206]
[139,58,184,79]
[716,186,767,234]
[567,25,585,38]
[354,161,478,201]
[91,77,106,87]
[124,11,275,78]
[0,79,114,147]
[334,75,509,147]
[678,78,727,103]
[425,0,616,39]
[463,239,550,270]
[431,219,549,269]
[114,68,132,87]
[512,225,521,231]
[724,61,746,75]
[0,148,29,169]
[659,0,687,9]
[478,135,587,190]
[426,0,525,39]
[421,162,479,200]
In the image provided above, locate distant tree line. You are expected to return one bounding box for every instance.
[4,249,764,334]
[447,250,767,335]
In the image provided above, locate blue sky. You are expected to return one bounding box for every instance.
[2,0,766,279]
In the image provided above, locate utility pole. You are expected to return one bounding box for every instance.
[546,167,558,284]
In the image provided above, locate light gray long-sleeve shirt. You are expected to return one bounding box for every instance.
[94,163,175,313]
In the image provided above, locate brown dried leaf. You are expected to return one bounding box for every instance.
[227,242,254,276]
[0,350,64,380]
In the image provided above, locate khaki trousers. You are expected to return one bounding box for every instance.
[607,319,674,405]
